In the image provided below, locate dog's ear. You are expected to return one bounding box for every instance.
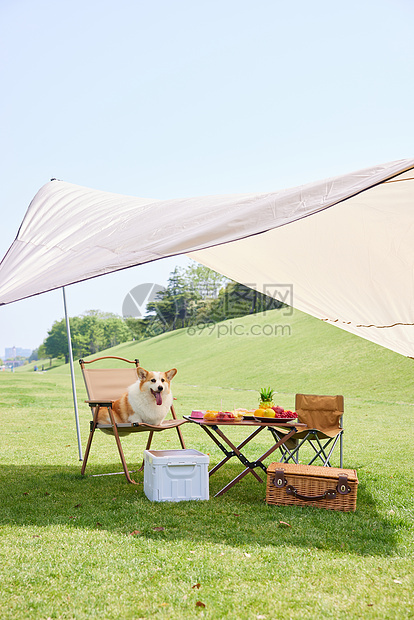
[137,367,148,381]
[165,368,177,381]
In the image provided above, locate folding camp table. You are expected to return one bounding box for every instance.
[183,416,307,496]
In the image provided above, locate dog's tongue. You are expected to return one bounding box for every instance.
[155,391,162,406]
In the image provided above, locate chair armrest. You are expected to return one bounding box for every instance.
[85,399,115,407]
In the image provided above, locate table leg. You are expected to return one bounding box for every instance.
[212,425,264,483]
[253,428,297,464]
[214,466,254,496]
[203,425,265,477]
[212,426,298,497]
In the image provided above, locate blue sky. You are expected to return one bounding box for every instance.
[1,0,413,358]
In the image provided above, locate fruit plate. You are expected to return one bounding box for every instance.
[254,416,297,424]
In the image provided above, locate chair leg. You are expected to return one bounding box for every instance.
[274,429,308,464]
[307,435,341,467]
[276,429,343,468]
[170,404,185,448]
[284,442,302,464]
[137,431,155,473]
[81,427,94,475]
[323,435,341,468]
[81,406,99,476]
[307,437,333,466]
[107,407,139,485]
[278,442,299,463]
[176,425,185,449]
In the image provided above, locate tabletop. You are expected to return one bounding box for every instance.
[183,415,307,428]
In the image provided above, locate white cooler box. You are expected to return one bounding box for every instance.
[143,449,209,502]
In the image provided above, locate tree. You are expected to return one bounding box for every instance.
[209,281,284,321]
[37,344,47,360]
[29,349,39,362]
[102,316,132,348]
[143,263,228,334]
[183,262,228,298]
[146,267,199,331]
[77,313,105,355]
[43,319,69,362]
[42,311,133,361]
[123,317,151,341]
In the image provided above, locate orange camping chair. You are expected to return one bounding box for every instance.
[79,356,186,484]
[274,394,344,467]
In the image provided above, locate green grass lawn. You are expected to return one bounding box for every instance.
[1,308,413,619]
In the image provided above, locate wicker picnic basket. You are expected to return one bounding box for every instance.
[266,462,358,512]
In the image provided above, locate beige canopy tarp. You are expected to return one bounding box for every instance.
[1,158,414,357]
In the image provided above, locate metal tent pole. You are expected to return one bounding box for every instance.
[62,286,83,461]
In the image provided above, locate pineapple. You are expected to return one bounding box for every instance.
[259,387,275,410]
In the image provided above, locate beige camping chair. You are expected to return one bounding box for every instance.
[80,356,186,484]
[274,394,344,467]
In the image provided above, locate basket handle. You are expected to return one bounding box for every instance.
[272,470,351,502]
[286,485,337,501]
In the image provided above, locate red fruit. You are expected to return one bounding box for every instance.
[217,412,234,420]
[272,406,285,415]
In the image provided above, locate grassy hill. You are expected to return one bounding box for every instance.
[51,305,413,407]
[15,357,66,373]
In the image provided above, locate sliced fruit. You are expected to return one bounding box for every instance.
[216,412,236,421]
[204,412,218,420]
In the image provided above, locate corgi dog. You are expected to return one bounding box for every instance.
[98,367,177,426]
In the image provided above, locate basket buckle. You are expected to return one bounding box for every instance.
[273,469,287,488]
[337,474,351,495]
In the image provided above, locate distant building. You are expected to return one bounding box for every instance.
[5,347,32,359]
